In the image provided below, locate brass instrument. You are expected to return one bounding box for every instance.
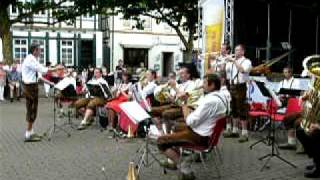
[250,50,294,75]
[301,55,320,133]
[174,87,204,108]
[154,83,204,107]
[154,83,171,104]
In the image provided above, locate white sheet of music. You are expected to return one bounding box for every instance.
[120,101,151,124]
[54,77,76,90]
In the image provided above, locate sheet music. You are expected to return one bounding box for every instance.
[120,101,151,124]
[54,77,76,90]
[131,83,151,112]
[267,86,282,107]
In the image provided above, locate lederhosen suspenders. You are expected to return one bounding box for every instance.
[281,78,294,89]
[230,59,245,85]
[212,93,230,116]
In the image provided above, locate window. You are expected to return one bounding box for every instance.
[61,40,73,66]
[123,48,148,73]
[11,5,18,15]
[83,13,93,20]
[13,39,28,62]
[36,10,46,16]
[31,39,46,64]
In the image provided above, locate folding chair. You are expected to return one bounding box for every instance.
[179,117,227,178]
[271,98,302,122]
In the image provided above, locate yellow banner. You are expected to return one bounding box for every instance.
[202,0,224,74]
[205,23,223,73]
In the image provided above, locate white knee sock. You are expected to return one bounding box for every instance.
[0,86,4,100]
[241,129,248,137]
[288,137,296,145]
[226,123,232,131]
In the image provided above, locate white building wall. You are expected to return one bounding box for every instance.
[111,31,183,77]
[49,39,57,65]
[95,32,103,67]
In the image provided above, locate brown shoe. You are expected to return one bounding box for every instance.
[238,136,249,143]
[278,143,296,150]
[159,159,177,170]
[223,132,240,138]
[77,124,87,130]
[178,172,196,180]
[24,134,42,142]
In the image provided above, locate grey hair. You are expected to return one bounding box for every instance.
[29,42,40,54]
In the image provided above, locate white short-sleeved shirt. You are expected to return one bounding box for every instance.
[177,80,196,94]
[210,55,227,73]
[140,81,157,98]
[226,56,252,84]
[186,91,228,137]
[22,54,48,84]
[276,77,300,93]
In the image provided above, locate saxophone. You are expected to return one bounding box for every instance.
[301,55,320,133]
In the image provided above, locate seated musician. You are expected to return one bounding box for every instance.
[277,67,301,150]
[106,72,132,131]
[73,68,109,130]
[157,74,228,180]
[7,63,21,102]
[139,69,158,99]
[276,66,301,98]
[281,86,320,178]
[152,65,197,127]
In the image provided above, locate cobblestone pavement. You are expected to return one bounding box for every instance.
[0,99,318,180]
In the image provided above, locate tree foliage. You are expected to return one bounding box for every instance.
[111,0,199,62]
[1,0,199,63]
[0,0,95,63]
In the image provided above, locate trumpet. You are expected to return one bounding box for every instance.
[225,54,236,62]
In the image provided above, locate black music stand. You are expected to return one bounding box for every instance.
[44,84,77,141]
[278,88,303,97]
[249,81,296,171]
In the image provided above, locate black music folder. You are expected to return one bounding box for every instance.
[278,88,303,96]
[87,83,112,99]
[61,84,77,97]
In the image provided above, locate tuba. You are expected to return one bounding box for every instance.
[301,55,320,133]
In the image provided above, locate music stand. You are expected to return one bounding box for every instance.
[249,81,296,171]
[44,81,77,141]
[120,101,162,175]
[278,88,302,97]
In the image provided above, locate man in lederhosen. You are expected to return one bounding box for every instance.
[22,43,60,142]
[224,44,252,143]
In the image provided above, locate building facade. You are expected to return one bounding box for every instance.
[107,15,187,77]
[0,4,103,69]
[0,6,194,77]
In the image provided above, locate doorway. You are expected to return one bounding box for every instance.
[162,52,174,77]
[80,40,94,68]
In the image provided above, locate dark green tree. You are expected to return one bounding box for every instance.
[0,0,98,64]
